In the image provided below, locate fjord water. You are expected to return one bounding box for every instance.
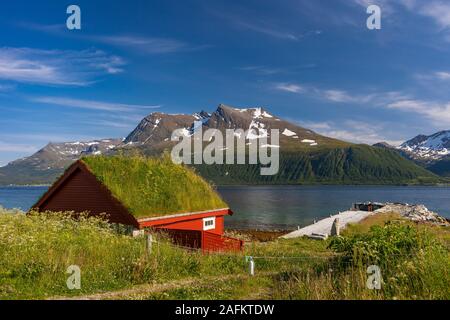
[0,186,47,211]
[218,186,450,229]
[1,185,449,229]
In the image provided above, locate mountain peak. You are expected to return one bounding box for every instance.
[399,130,450,160]
[373,141,395,149]
[215,104,275,120]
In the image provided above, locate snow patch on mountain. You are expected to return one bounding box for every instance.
[399,130,450,160]
[282,128,297,137]
[236,107,274,120]
[247,120,268,139]
[302,139,318,146]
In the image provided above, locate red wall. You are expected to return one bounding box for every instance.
[37,167,138,227]
[139,208,231,235]
[149,214,224,235]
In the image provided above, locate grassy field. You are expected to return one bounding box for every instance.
[0,207,449,300]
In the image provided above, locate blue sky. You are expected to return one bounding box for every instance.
[1,0,450,166]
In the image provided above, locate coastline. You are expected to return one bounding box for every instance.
[0,184,51,188]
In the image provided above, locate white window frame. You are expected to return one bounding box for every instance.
[203,217,216,231]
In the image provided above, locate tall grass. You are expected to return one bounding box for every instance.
[271,222,450,300]
[0,209,245,299]
[0,208,448,300]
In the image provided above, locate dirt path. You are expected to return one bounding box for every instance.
[50,272,274,300]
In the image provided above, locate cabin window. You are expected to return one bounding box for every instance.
[203,217,216,231]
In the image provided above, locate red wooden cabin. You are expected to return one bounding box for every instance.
[32,158,243,252]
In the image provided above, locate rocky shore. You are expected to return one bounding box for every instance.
[377,203,449,225]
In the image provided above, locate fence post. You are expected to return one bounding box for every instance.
[331,218,340,236]
[146,234,153,255]
[246,256,255,276]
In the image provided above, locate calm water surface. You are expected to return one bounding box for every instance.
[1,185,449,229]
[218,185,450,229]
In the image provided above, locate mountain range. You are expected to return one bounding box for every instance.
[374,131,450,178]
[0,139,122,185]
[0,104,446,185]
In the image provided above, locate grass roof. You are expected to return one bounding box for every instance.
[81,154,227,219]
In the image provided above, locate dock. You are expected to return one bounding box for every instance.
[281,210,374,239]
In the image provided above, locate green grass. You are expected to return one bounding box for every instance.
[0,207,449,300]
[81,154,227,218]
[0,208,246,299]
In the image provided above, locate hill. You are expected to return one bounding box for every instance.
[193,144,440,185]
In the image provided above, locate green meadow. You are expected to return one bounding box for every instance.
[0,208,449,300]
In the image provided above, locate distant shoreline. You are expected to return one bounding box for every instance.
[1,183,450,188]
[217,183,450,188]
[0,185,51,188]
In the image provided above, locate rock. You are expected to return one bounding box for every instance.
[308,233,328,240]
[376,203,449,226]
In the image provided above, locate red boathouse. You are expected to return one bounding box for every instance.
[32,155,243,252]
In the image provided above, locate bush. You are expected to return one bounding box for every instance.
[328,221,438,266]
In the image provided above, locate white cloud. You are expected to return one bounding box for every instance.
[239,65,285,75]
[238,22,321,41]
[322,90,359,103]
[231,20,299,41]
[296,119,403,146]
[399,0,418,10]
[0,47,125,86]
[0,133,96,143]
[387,99,450,125]
[297,121,332,131]
[275,83,305,93]
[435,71,450,80]
[420,2,450,29]
[417,70,450,82]
[31,96,160,112]
[0,141,38,153]
[82,120,137,129]
[211,9,321,41]
[274,82,388,104]
[92,35,199,54]
[19,23,204,55]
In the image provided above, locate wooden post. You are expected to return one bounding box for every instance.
[246,256,255,276]
[331,218,340,236]
[250,259,255,276]
[146,234,153,255]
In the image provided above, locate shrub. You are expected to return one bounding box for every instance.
[328,221,438,266]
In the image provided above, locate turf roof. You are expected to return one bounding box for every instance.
[81,155,228,219]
